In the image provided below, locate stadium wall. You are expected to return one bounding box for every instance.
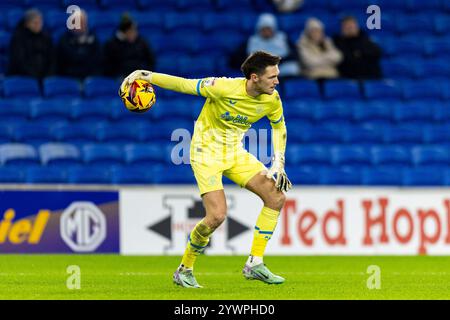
[0,185,449,255]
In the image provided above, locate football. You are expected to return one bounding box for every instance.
[119,79,156,113]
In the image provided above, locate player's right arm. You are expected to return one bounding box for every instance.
[120,70,227,99]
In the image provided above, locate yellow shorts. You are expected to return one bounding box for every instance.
[190,147,267,195]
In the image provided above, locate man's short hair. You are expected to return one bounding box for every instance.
[241,51,281,79]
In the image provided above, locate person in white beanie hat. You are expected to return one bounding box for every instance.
[297,17,343,79]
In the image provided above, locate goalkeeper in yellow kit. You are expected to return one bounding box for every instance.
[120,51,292,288]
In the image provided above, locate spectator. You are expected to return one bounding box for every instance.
[56,10,102,79]
[297,18,342,80]
[333,16,382,79]
[103,14,155,78]
[8,9,54,79]
[272,0,304,13]
[230,13,300,77]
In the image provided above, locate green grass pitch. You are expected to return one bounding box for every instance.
[0,255,449,300]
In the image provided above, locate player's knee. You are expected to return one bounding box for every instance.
[265,191,286,211]
[210,210,226,228]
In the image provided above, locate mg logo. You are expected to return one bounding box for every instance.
[60,202,107,252]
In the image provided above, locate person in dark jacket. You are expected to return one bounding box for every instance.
[56,10,102,79]
[8,9,54,79]
[103,14,155,78]
[333,16,382,79]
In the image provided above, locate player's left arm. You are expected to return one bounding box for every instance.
[120,70,227,98]
[266,93,292,192]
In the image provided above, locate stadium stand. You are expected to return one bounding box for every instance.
[0,0,448,186]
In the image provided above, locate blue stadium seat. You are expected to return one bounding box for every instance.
[45,9,67,32]
[124,143,166,165]
[153,165,196,184]
[39,143,81,166]
[30,99,72,122]
[381,59,420,79]
[391,37,426,57]
[26,167,67,183]
[24,0,63,10]
[279,14,309,35]
[71,99,113,122]
[363,80,403,100]
[424,38,450,57]
[283,100,316,122]
[0,31,11,55]
[342,125,384,144]
[352,101,393,123]
[283,79,320,100]
[99,0,138,9]
[371,146,411,166]
[285,165,322,185]
[62,0,99,10]
[50,123,99,144]
[0,122,12,144]
[395,15,434,35]
[0,143,40,166]
[111,166,154,184]
[402,80,442,101]
[3,76,40,98]
[0,99,30,123]
[137,0,177,11]
[7,9,24,30]
[300,125,346,143]
[362,166,404,186]
[407,0,443,12]
[0,0,25,11]
[178,57,216,77]
[323,80,361,100]
[202,13,242,32]
[286,144,331,165]
[128,12,162,30]
[320,166,363,185]
[433,102,450,121]
[96,123,140,143]
[161,32,202,54]
[314,101,352,122]
[152,99,196,121]
[423,125,450,144]
[84,77,119,98]
[67,166,112,184]
[393,101,435,124]
[403,167,445,186]
[216,0,253,10]
[209,31,246,54]
[156,54,183,75]
[82,144,124,166]
[177,0,215,12]
[434,15,450,34]
[87,11,120,33]
[0,167,26,183]
[331,145,371,166]
[418,59,450,78]
[138,119,194,143]
[412,146,450,166]
[383,125,424,144]
[12,123,53,144]
[43,77,81,98]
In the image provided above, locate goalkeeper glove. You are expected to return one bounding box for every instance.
[119,70,153,97]
[266,152,292,192]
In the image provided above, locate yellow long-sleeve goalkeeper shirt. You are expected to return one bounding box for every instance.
[150,73,287,157]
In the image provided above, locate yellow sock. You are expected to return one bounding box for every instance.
[180,219,215,269]
[250,207,280,257]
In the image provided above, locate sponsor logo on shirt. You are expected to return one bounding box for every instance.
[220,112,251,127]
